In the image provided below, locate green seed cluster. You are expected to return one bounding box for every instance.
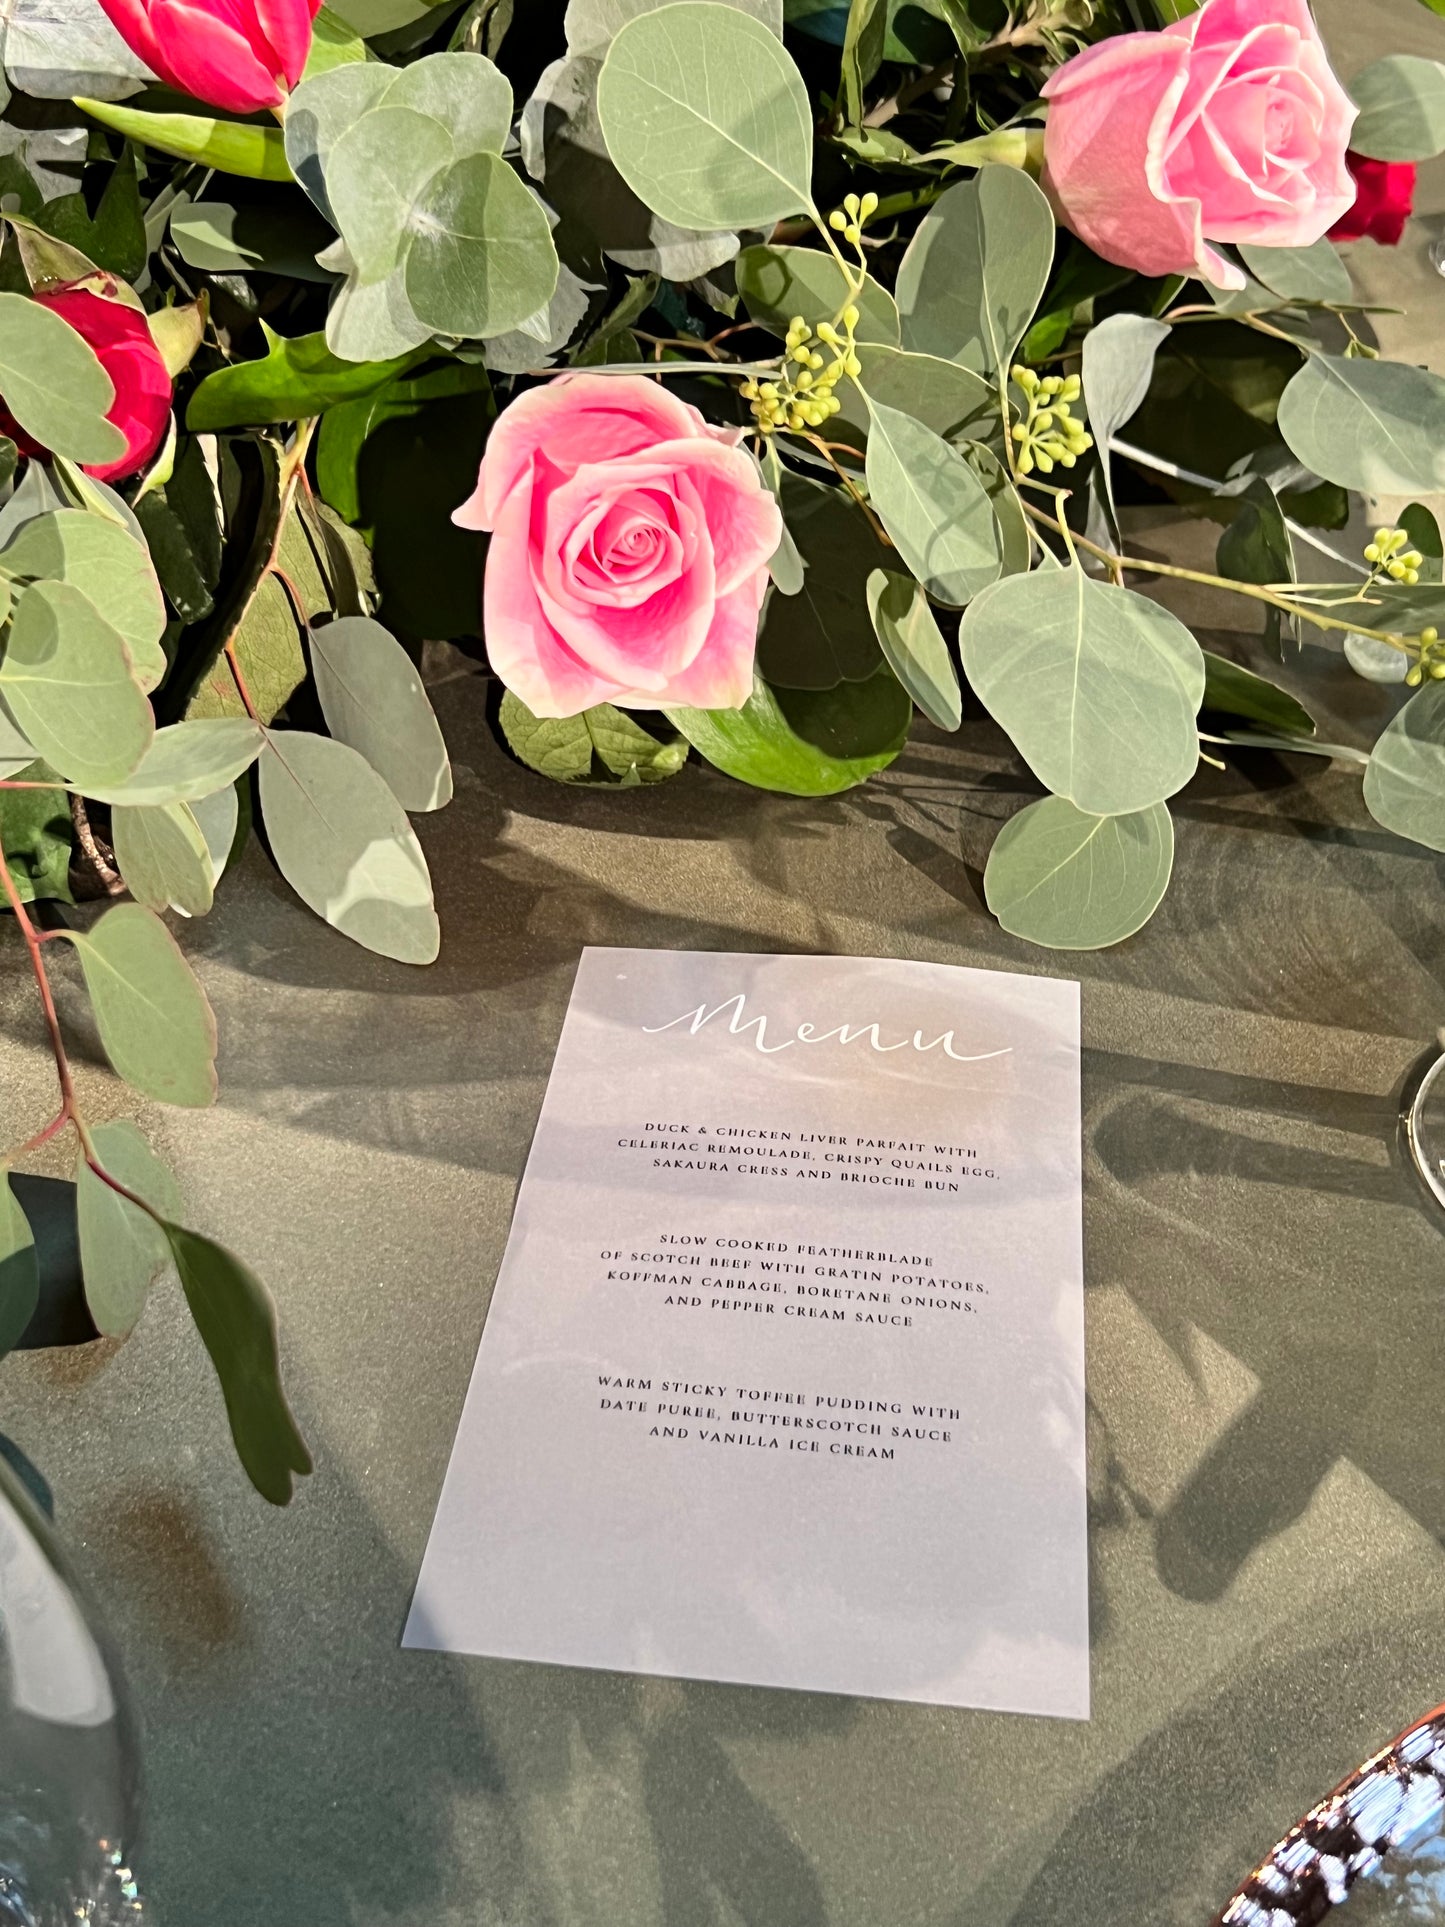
[827,189,878,247]
[741,310,860,433]
[1406,624,1444,687]
[1365,526,1424,584]
[1009,366,1093,476]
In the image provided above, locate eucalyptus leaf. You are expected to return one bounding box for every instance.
[328,106,454,281]
[840,0,887,124]
[1,0,151,101]
[1237,239,1351,305]
[163,1223,313,1505]
[191,783,242,884]
[310,616,453,811]
[1401,502,1443,584]
[835,344,994,444]
[984,795,1174,949]
[1349,54,1445,162]
[404,152,560,340]
[304,1,368,74]
[864,400,1001,606]
[567,0,781,53]
[0,763,71,903]
[960,567,1205,814]
[0,581,152,789]
[0,1175,37,1359]
[1363,679,1445,851]
[75,1120,183,1337]
[736,245,899,345]
[83,720,264,806]
[381,49,513,156]
[111,799,215,916]
[257,730,441,963]
[667,665,910,794]
[963,441,1030,577]
[1201,649,1315,735]
[74,97,293,180]
[1345,632,1409,684]
[66,903,218,1107]
[596,1,815,230]
[169,199,336,281]
[1215,473,1293,646]
[1277,354,1445,496]
[0,292,126,466]
[285,60,398,218]
[865,568,960,729]
[1079,314,1169,526]
[0,510,165,690]
[894,166,1054,377]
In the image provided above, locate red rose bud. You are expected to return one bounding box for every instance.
[95,0,322,114]
[0,288,172,484]
[1330,152,1417,246]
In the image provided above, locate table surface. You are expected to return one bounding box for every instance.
[5,9,1445,1919]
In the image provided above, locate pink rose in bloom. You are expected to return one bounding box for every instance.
[1330,152,1416,245]
[1041,0,1357,290]
[96,0,321,114]
[454,374,782,718]
[0,287,172,484]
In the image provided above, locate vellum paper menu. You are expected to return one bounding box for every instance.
[405,948,1088,1718]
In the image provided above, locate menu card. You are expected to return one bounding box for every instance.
[405,948,1088,1717]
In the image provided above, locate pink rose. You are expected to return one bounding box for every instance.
[0,286,172,484]
[96,0,321,113]
[454,374,781,718]
[1041,0,1357,291]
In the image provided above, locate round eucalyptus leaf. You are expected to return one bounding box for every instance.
[404,153,560,340]
[257,729,440,963]
[865,568,961,730]
[0,510,165,691]
[327,105,454,279]
[568,0,780,55]
[960,567,1205,815]
[834,345,995,446]
[667,667,910,794]
[0,292,126,467]
[75,1119,183,1338]
[310,615,453,811]
[1349,54,1445,161]
[285,61,397,216]
[381,50,513,158]
[736,245,898,345]
[864,400,1001,607]
[894,166,1054,377]
[1277,354,1445,496]
[111,799,216,916]
[0,580,152,788]
[597,2,815,230]
[1363,680,1445,851]
[984,795,1174,949]
[66,902,218,1108]
[1237,239,1352,305]
[1345,632,1409,684]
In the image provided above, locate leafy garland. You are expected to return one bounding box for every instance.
[1,0,1443,1497]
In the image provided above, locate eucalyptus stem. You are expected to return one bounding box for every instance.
[1021,498,1416,653]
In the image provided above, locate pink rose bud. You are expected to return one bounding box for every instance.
[454,374,783,718]
[1041,0,1358,290]
[96,0,322,114]
[0,286,173,484]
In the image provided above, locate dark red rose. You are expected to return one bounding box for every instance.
[0,285,172,484]
[1330,151,1417,246]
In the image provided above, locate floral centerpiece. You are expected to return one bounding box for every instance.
[0,0,1442,1493]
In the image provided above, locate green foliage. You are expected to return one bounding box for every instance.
[667,667,911,794]
[1278,355,1445,496]
[189,328,424,432]
[500,692,690,783]
[1236,239,1351,305]
[64,904,219,1107]
[74,98,293,180]
[864,402,1001,607]
[596,2,815,229]
[0,581,153,788]
[737,246,899,346]
[895,167,1054,377]
[75,1121,184,1336]
[960,567,1205,815]
[1400,503,1444,585]
[1079,314,1169,525]
[110,800,216,915]
[1200,652,1315,736]
[0,294,126,467]
[0,766,73,904]
[84,721,265,807]
[0,1175,38,1359]
[1363,681,1445,851]
[309,616,453,811]
[1,510,166,690]
[984,796,1174,949]
[1349,55,1445,162]
[256,730,441,963]
[865,569,960,730]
